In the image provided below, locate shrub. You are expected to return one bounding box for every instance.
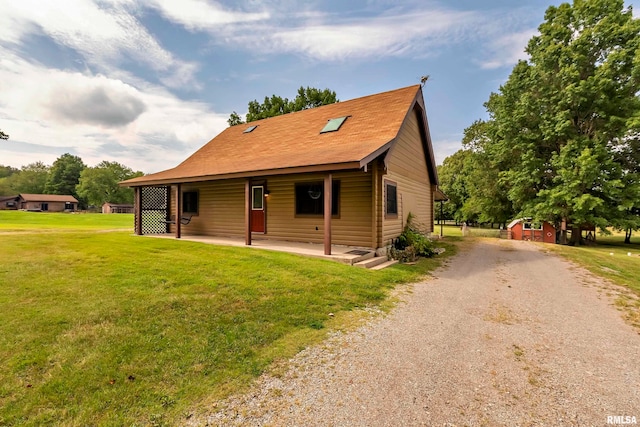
[388,214,436,262]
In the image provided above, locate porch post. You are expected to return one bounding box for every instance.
[324,173,332,255]
[440,200,444,237]
[371,160,379,249]
[134,186,142,235]
[175,184,182,239]
[245,179,252,246]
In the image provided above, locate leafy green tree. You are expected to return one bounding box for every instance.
[228,86,338,125]
[76,161,143,207]
[0,179,10,196]
[459,120,514,226]
[290,86,339,111]
[0,165,18,179]
[227,111,244,126]
[483,0,640,244]
[437,149,473,224]
[0,129,8,140]
[0,165,18,192]
[439,121,515,226]
[3,162,50,194]
[609,134,640,243]
[44,154,86,206]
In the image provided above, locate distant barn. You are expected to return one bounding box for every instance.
[102,203,134,214]
[16,194,78,212]
[507,218,556,243]
[0,195,19,210]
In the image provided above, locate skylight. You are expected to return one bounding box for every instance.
[320,116,348,133]
[243,125,258,133]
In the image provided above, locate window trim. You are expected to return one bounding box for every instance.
[182,190,199,215]
[522,221,542,230]
[385,180,398,218]
[294,180,340,218]
[252,186,264,210]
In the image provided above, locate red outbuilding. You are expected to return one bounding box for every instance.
[507,218,556,243]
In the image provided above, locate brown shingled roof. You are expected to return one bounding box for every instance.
[123,85,426,186]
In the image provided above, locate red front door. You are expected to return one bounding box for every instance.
[251,185,265,233]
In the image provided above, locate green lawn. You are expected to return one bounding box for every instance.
[547,234,640,293]
[0,210,133,231]
[435,223,503,238]
[0,212,455,426]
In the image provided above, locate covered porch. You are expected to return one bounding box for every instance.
[132,172,359,257]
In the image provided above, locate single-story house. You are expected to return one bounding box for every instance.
[17,194,78,212]
[102,202,134,214]
[0,195,19,210]
[121,85,440,255]
[507,218,556,243]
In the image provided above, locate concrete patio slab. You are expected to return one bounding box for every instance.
[144,233,377,265]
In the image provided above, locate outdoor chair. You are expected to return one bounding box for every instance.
[160,214,193,225]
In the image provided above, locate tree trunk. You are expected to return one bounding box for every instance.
[559,217,568,245]
[625,228,632,244]
[569,226,581,246]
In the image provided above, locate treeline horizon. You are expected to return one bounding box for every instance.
[0,154,143,209]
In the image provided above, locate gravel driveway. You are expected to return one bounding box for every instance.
[194,239,640,426]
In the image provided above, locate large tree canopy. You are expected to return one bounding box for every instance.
[228,86,338,126]
[76,161,143,207]
[437,121,515,226]
[477,0,640,244]
[44,154,86,206]
[1,162,50,195]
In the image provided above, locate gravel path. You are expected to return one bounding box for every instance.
[193,239,640,426]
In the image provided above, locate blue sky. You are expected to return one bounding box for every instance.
[1,0,638,173]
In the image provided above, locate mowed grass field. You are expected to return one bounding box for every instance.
[0,211,455,426]
[0,210,133,231]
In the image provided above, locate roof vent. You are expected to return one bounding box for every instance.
[243,125,258,133]
[320,116,348,133]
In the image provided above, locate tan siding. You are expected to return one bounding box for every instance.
[171,171,373,248]
[382,107,433,244]
[265,171,372,247]
[188,180,245,236]
[168,181,245,236]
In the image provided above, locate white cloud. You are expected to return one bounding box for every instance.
[433,138,463,166]
[0,52,227,172]
[147,0,269,29]
[0,0,200,89]
[219,9,480,61]
[44,75,147,127]
[479,29,536,70]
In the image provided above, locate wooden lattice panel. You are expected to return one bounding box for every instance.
[139,186,170,234]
